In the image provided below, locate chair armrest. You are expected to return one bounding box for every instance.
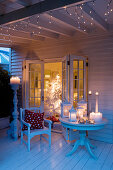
[44,119,52,124]
[22,120,31,127]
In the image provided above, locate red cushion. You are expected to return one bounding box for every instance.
[22,110,44,131]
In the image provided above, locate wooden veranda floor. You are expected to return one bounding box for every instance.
[0,128,113,170]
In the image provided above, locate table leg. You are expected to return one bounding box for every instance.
[86,137,97,149]
[66,130,97,159]
[85,141,97,159]
[66,140,80,156]
[88,140,97,149]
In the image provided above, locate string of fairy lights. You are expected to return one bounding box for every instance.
[104,0,113,22]
[62,1,95,32]
[34,0,113,33]
[0,0,113,44]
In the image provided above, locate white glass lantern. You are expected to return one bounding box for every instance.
[61,100,72,118]
[77,106,84,119]
[69,106,77,122]
[77,100,87,117]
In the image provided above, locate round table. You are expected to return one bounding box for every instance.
[60,118,107,159]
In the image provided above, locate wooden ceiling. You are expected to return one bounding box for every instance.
[0,0,113,46]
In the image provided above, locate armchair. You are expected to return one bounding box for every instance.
[20,107,52,151]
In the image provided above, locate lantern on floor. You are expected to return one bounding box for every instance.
[69,106,77,122]
[61,100,72,118]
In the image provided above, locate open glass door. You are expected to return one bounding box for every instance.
[62,55,69,102]
[70,55,86,107]
[25,60,44,111]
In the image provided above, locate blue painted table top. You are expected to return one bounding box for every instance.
[60,118,108,131]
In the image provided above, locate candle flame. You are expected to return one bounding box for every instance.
[88,91,92,95]
[95,92,99,95]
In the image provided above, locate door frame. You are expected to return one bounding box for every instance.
[23,60,44,110]
[62,55,69,102]
[70,55,86,104]
[22,56,87,111]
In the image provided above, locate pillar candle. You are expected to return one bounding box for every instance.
[90,112,102,123]
[10,76,20,84]
[88,91,92,113]
[95,92,99,113]
[70,113,76,121]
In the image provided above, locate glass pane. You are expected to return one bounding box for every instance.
[29,64,41,72]
[73,80,78,89]
[73,60,78,69]
[34,75,38,88]
[36,80,41,89]
[35,98,41,106]
[73,101,77,108]
[79,70,83,80]
[44,80,50,89]
[30,89,34,98]
[29,72,34,88]
[79,80,84,90]
[79,90,84,100]
[73,69,78,80]
[29,98,34,107]
[35,72,41,82]
[73,89,78,100]
[35,89,41,97]
[79,60,84,69]
[44,62,62,114]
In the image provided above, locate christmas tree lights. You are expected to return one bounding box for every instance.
[45,74,62,115]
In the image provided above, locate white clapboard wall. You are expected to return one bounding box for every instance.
[87,51,113,143]
[11,32,113,143]
[11,49,24,110]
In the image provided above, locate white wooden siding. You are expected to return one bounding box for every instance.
[11,49,24,109]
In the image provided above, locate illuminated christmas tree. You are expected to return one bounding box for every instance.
[45,74,62,115]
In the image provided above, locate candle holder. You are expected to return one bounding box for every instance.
[8,77,20,140]
[61,100,72,118]
[77,100,87,117]
[77,106,84,120]
[88,91,92,115]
